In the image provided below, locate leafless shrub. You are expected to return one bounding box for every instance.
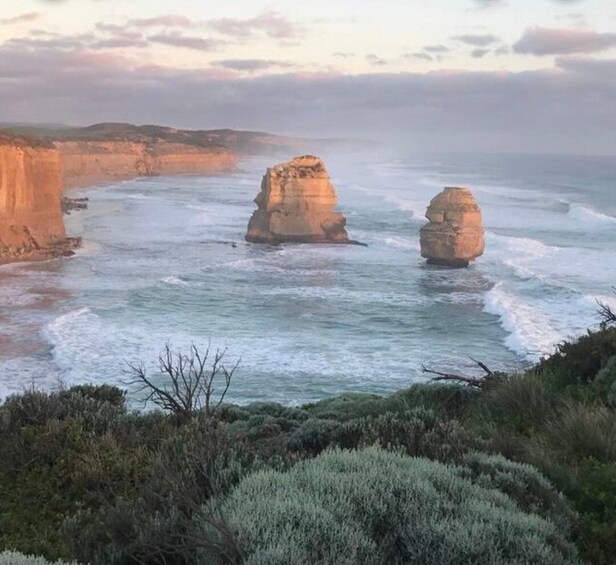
[597,290,616,328]
[126,343,240,422]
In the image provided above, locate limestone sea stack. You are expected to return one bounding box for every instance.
[420,187,485,268]
[245,155,350,244]
[0,132,79,265]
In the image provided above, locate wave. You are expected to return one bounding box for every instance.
[382,236,420,251]
[384,195,427,220]
[566,202,616,225]
[487,232,550,257]
[483,283,562,360]
[258,285,427,306]
[161,275,189,286]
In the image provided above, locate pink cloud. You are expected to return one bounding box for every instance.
[129,15,193,28]
[0,12,41,25]
[514,27,616,55]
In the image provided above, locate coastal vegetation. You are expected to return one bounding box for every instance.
[0,307,615,564]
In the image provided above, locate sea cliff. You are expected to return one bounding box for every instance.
[0,132,78,264]
[56,140,237,189]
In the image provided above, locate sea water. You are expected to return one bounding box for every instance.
[1,152,615,404]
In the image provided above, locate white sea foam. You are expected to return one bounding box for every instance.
[483,283,562,360]
[161,275,189,286]
[384,195,427,220]
[382,236,420,251]
[567,203,616,225]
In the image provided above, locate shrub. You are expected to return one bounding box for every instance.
[304,384,479,423]
[303,392,390,421]
[200,447,579,565]
[334,408,479,460]
[480,373,564,433]
[542,404,616,462]
[389,383,480,419]
[286,418,342,455]
[460,451,575,533]
[0,552,78,565]
[533,327,616,389]
[595,355,616,406]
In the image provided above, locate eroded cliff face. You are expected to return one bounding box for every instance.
[420,187,485,268]
[245,155,350,244]
[56,141,237,189]
[0,133,78,264]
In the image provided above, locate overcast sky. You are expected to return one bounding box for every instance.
[1,0,616,154]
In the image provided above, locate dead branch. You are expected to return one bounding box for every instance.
[125,343,240,422]
[421,365,485,388]
[597,291,616,328]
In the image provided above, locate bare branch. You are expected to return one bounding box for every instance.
[422,365,485,388]
[125,343,240,422]
[597,291,616,328]
[470,357,494,376]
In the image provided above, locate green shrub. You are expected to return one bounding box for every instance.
[481,373,564,433]
[202,447,579,565]
[534,327,616,388]
[286,418,342,455]
[304,392,390,421]
[460,451,575,533]
[389,383,479,418]
[304,384,478,423]
[334,408,479,460]
[542,404,616,462]
[0,551,79,565]
[595,355,616,406]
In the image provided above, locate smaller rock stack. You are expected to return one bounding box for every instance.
[245,155,350,244]
[420,187,485,268]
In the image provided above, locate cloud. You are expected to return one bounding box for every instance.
[213,59,293,72]
[3,28,149,51]
[207,10,300,39]
[424,45,450,54]
[147,33,223,52]
[472,48,490,58]
[93,36,148,49]
[0,12,41,25]
[514,27,616,55]
[128,15,193,28]
[366,54,387,66]
[452,34,500,47]
[0,44,615,155]
[405,52,433,62]
[472,0,584,6]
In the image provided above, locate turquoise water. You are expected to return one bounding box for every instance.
[1,153,615,404]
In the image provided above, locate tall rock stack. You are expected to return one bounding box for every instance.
[420,187,485,267]
[245,155,350,244]
[0,132,78,264]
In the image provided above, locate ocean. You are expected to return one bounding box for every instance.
[1,152,615,404]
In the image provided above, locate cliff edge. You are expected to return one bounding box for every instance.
[0,132,79,264]
[56,138,237,189]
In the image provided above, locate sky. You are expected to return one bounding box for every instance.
[1,0,616,154]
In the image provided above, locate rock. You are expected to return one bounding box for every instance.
[245,155,351,244]
[0,132,80,265]
[62,196,89,214]
[420,187,485,267]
